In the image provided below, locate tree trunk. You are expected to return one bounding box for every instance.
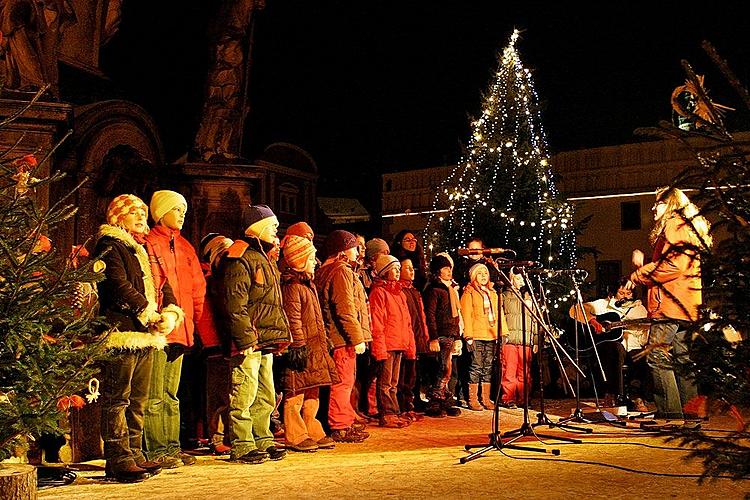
[0,464,37,500]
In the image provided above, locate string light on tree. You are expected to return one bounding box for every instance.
[425,29,577,304]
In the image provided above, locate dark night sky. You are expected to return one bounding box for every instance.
[98,1,750,214]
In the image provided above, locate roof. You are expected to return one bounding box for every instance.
[318,197,370,224]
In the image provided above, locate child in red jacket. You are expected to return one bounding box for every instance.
[369,255,416,428]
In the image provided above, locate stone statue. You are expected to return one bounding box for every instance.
[192,0,264,162]
[0,0,75,96]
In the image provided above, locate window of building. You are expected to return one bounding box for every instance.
[620,201,641,231]
[279,183,299,215]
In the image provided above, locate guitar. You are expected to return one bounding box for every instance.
[569,312,651,352]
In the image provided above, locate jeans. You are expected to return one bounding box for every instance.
[143,345,183,459]
[397,357,417,412]
[647,321,697,419]
[101,349,154,470]
[376,351,403,416]
[468,340,496,384]
[227,352,276,459]
[430,337,455,400]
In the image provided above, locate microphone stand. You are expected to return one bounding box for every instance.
[461,260,571,463]
[530,279,590,435]
[557,273,607,425]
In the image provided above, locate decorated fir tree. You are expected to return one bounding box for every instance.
[637,42,750,481]
[424,29,577,309]
[0,96,107,466]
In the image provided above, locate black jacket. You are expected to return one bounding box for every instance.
[421,278,461,340]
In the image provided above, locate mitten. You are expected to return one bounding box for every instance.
[286,345,308,372]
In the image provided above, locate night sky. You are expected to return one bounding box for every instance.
[98,1,750,215]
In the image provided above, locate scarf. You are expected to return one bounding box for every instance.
[477,284,496,326]
[441,278,460,318]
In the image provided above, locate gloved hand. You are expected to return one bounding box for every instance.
[286,345,308,372]
[465,338,475,352]
[428,339,440,353]
[451,339,463,356]
[588,318,604,334]
[156,311,178,335]
[354,342,366,355]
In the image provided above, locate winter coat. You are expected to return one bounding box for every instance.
[460,283,505,341]
[144,225,206,347]
[629,216,703,322]
[399,280,430,354]
[280,269,340,393]
[214,237,291,355]
[422,278,461,340]
[369,279,417,361]
[502,290,539,346]
[315,259,372,349]
[195,262,222,355]
[95,224,184,350]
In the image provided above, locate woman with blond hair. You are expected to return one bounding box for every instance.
[628,187,712,419]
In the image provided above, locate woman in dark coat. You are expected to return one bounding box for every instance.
[280,235,340,452]
[391,229,428,292]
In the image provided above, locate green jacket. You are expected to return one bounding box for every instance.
[215,238,291,355]
[501,290,539,346]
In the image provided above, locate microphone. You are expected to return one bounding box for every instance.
[495,260,539,267]
[457,247,516,256]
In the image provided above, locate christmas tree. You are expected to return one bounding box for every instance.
[424,30,577,295]
[0,93,107,462]
[637,42,750,481]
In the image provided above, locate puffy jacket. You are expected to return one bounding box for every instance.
[369,279,416,361]
[195,262,222,355]
[144,225,206,347]
[460,283,505,341]
[399,280,430,354]
[315,259,372,349]
[280,269,340,393]
[95,224,184,350]
[629,216,703,321]
[502,290,539,346]
[422,278,461,340]
[214,238,291,355]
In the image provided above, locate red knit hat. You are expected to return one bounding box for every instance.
[283,235,316,271]
[285,222,314,241]
[324,230,358,258]
[106,194,148,227]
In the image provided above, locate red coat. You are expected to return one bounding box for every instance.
[145,225,206,347]
[368,279,416,361]
[196,262,222,351]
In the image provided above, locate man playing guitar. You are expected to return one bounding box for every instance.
[568,279,648,409]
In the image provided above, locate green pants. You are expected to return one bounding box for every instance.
[228,352,276,459]
[143,345,183,460]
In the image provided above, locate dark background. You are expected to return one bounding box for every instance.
[96,1,750,217]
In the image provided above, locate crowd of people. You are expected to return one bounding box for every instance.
[93,186,710,483]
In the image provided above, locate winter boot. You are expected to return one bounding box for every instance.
[480,383,494,410]
[467,384,483,411]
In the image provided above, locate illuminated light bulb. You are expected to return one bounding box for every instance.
[505,141,512,147]
[540,159,548,166]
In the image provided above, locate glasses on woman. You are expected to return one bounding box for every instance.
[402,237,417,243]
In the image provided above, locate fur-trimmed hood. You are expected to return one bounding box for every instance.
[97,224,184,350]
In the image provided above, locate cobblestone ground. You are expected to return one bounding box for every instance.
[39,400,750,499]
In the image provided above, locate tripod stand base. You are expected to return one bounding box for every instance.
[461,432,559,464]
[532,413,586,441]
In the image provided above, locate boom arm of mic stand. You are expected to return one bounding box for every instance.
[571,280,607,383]
[514,267,587,379]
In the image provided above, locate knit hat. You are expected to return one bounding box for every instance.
[150,190,187,224]
[375,254,400,278]
[469,263,489,282]
[199,233,233,265]
[282,235,316,270]
[242,204,279,241]
[365,238,389,261]
[285,221,314,241]
[324,229,358,257]
[430,254,452,275]
[435,251,454,269]
[106,194,148,227]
